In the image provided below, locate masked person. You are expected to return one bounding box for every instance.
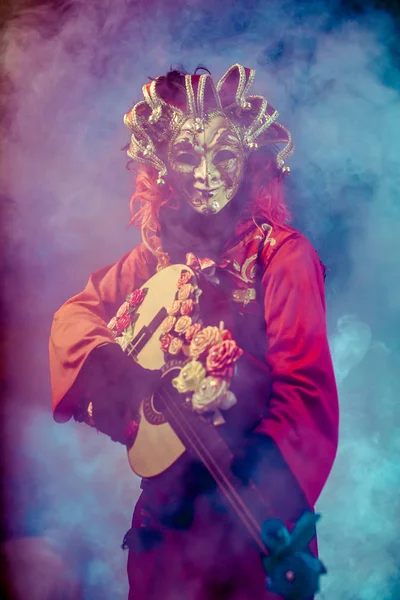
[49,64,339,600]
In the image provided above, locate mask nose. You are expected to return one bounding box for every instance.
[193,156,219,188]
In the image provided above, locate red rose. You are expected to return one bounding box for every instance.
[116,313,131,334]
[206,340,243,378]
[177,270,192,288]
[185,323,201,342]
[221,329,233,341]
[160,333,173,353]
[181,299,194,316]
[129,288,145,308]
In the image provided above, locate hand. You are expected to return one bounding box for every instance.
[226,351,272,435]
[231,434,278,484]
[76,343,160,443]
[231,434,311,521]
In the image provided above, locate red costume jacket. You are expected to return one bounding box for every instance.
[49,218,339,600]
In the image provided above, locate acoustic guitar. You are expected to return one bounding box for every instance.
[108,264,326,600]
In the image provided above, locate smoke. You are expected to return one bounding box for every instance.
[330,315,372,384]
[1,0,399,598]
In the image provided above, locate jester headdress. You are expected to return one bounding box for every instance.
[123,64,294,184]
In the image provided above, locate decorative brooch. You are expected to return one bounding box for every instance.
[172,324,242,415]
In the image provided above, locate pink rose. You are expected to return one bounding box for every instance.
[116,313,131,334]
[160,333,173,353]
[129,288,145,308]
[185,323,202,342]
[181,299,194,316]
[206,340,243,378]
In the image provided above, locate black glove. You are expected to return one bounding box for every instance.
[224,351,272,436]
[75,343,160,444]
[231,434,278,484]
[231,434,310,521]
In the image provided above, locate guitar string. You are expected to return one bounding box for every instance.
[161,388,268,554]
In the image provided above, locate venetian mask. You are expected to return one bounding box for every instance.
[168,113,245,215]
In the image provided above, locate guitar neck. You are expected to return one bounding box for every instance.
[158,384,272,555]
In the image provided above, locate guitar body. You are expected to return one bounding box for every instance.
[127,364,186,478]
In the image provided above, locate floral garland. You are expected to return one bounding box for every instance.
[106,288,147,351]
[158,268,200,359]
[159,269,243,415]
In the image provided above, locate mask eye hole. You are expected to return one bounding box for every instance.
[214,150,236,164]
[176,153,199,166]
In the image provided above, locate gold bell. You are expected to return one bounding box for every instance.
[142,145,152,157]
[194,118,205,133]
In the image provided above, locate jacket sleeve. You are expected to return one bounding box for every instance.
[49,243,156,423]
[253,234,339,507]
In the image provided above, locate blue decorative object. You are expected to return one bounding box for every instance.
[261,512,327,600]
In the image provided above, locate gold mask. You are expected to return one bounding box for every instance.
[169,114,244,215]
[124,64,294,216]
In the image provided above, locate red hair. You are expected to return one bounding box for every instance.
[243,147,291,225]
[128,164,178,261]
[128,149,291,260]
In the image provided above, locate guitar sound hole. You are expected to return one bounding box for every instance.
[142,364,186,426]
[143,395,167,425]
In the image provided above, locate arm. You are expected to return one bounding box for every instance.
[253,234,339,509]
[49,243,158,429]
